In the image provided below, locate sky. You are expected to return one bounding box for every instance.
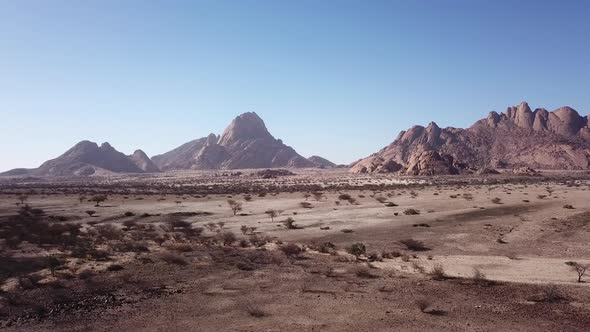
[1,0,589,172]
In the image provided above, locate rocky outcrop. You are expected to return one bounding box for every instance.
[308,156,337,168]
[351,102,590,175]
[129,150,160,173]
[152,112,315,170]
[2,141,159,176]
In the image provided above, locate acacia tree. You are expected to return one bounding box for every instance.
[571,262,588,283]
[90,195,107,207]
[265,209,281,222]
[227,199,243,216]
[17,194,28,205]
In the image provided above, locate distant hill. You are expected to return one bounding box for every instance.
[351,102,590,175]
[1,141,159,176]
[152,112,315,170]
[308,156,337,168]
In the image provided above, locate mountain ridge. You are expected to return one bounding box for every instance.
[351,102,590,175]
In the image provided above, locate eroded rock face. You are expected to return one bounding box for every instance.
[129,150,160,173]
[152,112,315,170]
[351,102,590,175]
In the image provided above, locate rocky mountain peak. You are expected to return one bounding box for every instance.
[218,112,272,146]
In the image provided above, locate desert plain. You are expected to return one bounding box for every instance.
[1,169,590,331]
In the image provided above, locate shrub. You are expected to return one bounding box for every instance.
[124,211,136,217]
[246,305,266,318]
[491,197,502,204]
[283,217,301,229]
[317,242,336,253]
[403,208,420,215]
[347,242,366,257]
[354,266,378,278]
[221,231,237,246]
[160,252,189,266]
[106,264,124,272]
[300,202,313,209]
[563,204,575,209]
[416,299,430,313]
[400,239,429,251]
[280,243,304,258]
[375,196,388,203]
[429,264,446,280]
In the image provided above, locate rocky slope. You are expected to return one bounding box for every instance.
[351,102,590,175]
[129,149,161,173]
[2,141,158,176]
[152,112,315,170]
[308,156,337,168]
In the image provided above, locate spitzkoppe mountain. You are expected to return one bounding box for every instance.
[1,141,159,176]
[152,112,315,170]
[351,102,590,175]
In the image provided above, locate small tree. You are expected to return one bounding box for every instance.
[303,193,311,201]
[47,255,62,277]
[265,209,280,222]
[227,199,243,216]
[312,192,324,201]
[17,194,28,205]
[90,195,107,207]
[78,195,87,203]
[570,262,588,282]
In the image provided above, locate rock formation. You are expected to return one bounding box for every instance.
[152,112,315,170]
[2,141,158,176]
[351,102,590,175]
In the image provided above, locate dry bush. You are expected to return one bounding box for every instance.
[403,208,420,215]
[169,243,193,252]
[354,265,378,279]
[280,243,304,258]
[491,197,502,204]
[160,252,189,266]
[528,285,567,303]
[347,242,366,257]
[299,202,313,209]
[382,250,402,259]
[399,239,429,251]
[416,299,430,313]
[220,231,237,246]
[375,196,388,203]
[246,305,267,318]
[563,204,575,209]
[283,217,301,229]
[429,264,446,280]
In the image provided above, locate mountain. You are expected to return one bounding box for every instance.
[129,149,161,172]
[351,102,590,175]
[308,156,337,168]
[152,112,315,170]
[1,141,158,176]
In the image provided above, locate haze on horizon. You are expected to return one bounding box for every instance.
[1,0,589,172]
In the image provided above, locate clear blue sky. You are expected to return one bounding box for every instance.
[1,0,589,172]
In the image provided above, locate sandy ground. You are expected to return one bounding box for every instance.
[1,171,590,330]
